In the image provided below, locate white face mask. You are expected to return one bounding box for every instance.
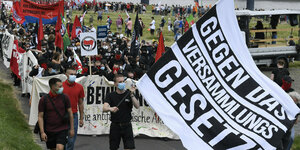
[68,75,76,82]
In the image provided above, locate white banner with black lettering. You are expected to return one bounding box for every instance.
[136,0,300,149]
[29,75,178,139]
[19,50,38,94]
[1,29,14,68]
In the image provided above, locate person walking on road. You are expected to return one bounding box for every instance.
[103,74,140,150]
[38,78,74,150]
[63,67,85,150]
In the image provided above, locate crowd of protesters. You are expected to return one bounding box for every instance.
[0,3,167,88]
[1,1,300,150]
[0,0,213,87]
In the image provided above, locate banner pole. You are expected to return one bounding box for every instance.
[89,56,92,76]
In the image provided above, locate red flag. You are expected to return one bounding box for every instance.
[184,20,189,32]
[10,40,26,79]
[12,1,25,24]
[71,15,82,40]
[155,32,165,62]
[37,16,44,50]
[55,10,63,49]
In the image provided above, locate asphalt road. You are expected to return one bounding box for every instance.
[1,61,300,150]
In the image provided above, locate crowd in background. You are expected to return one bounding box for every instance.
[66,1,210,38]
[0,2,173,88]
[0,1,213,87]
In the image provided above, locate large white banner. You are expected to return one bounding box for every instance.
[137,0,300,149]
[3,1,13,10]
[2,30,14,68]
[29,74,68,125]
[19,50,38,94]
[29,75,178,139]
[80,32,98,56]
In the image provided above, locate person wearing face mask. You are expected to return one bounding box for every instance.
[103,74,140,150]
[62,67,85,150]
[38,78,74,150]
[44,63,58,76]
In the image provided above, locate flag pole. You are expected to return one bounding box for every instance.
[89,56,92,76]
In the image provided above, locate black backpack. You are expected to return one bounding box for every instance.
[274,68,289,86]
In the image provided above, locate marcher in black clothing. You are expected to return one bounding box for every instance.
[103,74,140,150]
[270,59,290,86]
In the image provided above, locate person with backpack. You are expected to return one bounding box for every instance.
[107,16,112,30]
[270,59,290,86]
[38,78,74,150]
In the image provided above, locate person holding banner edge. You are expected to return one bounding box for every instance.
[63,67,85,150]
[103,74,140,150]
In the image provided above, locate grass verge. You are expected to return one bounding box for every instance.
[292,136,300,150]
[0,81,41,150]
[290,61,300,68]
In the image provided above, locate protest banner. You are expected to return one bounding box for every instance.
[136,0,300,149]
[3,1,13,10]
[1,29,14,68]
[19,50,38,94]
[29,75,178,139]
[97,25,108,41]
[20,0,63,24]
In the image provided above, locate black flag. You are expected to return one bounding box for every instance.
[130,11,141,57]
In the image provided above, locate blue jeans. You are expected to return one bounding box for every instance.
[287,127,295,150]
[65,113,78,150]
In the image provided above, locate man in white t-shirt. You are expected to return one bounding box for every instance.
[150,17,155,35]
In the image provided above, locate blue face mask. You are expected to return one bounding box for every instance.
[51,69,57,74]
[56,87,64,94]
[100,66,105,70]
[68,75,76,83]
[117,83,126,91]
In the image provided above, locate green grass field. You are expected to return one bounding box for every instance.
[290,61,300,68]
[70,9,181,46]
[293,136,300,150]
[0,81,41,150]
[66,8,299,47]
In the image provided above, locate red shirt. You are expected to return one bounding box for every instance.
[63,80,85,113]
[38,91,71,132]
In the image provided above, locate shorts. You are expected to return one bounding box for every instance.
[45,130,68,149]
[98,16,103,20]
[150,29,155,35]
[109,122,135,150]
